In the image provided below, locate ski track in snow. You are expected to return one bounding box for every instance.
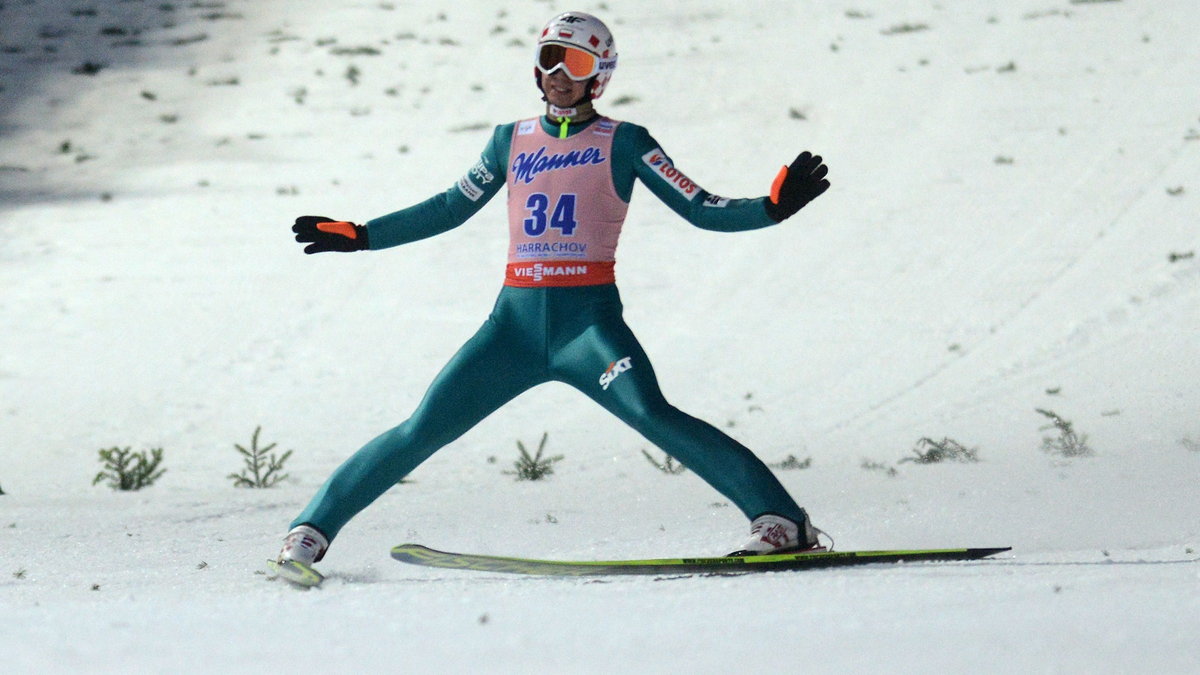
[2,0,1199,672]
[828,134,1196,437]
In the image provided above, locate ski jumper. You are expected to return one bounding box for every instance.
[292,115,806,541]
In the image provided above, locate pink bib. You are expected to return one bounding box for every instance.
[505,117,629,286]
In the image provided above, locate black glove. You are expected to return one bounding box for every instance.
[764,152,830,222]
[292,215,368,254]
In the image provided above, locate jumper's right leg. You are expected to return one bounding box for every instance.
[289,317,540,543]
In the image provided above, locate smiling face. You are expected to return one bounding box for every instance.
[539,69,589,109]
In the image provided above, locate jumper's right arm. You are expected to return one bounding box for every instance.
[292,124,511,254]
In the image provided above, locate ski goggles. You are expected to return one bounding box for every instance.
[536,43,600,81]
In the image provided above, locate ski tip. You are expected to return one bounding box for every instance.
[392,543,443,558]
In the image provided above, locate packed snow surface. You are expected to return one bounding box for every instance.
[2,0,1198,672]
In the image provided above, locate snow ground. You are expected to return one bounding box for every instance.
[1,0,1198,672]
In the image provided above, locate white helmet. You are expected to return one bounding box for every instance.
[535,11,618,101]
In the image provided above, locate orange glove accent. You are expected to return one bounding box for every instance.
[316,221,358,240]
[769,165,788,205]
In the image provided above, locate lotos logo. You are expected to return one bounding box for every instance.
[512,145,607,185]
[641,148,699,200]
[599,356,633,390]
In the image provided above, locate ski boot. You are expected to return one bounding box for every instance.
[727,511,828,557]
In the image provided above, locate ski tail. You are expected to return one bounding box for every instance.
[267,558,325,587]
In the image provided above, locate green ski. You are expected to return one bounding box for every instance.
[390,543,1012,577]
[267,558,325,587]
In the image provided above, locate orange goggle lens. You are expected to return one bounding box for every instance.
[537,43,598,80]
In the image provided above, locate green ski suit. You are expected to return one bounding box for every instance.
[293,116,807,541]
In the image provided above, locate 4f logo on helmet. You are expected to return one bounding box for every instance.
[560,15,587,24]
[599,356,633,390]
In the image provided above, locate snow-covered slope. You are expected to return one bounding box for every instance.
[2,1,1197,672]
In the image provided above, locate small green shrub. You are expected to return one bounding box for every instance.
[861,459,898,477]
[93,446,166,491]
[505,432,562,481]
[770,454,813,470]
[900,437,980,464]
[1036,409,1094,457]
[881,22,930,35]
[642,449,687,474]
[228,426,292,488]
